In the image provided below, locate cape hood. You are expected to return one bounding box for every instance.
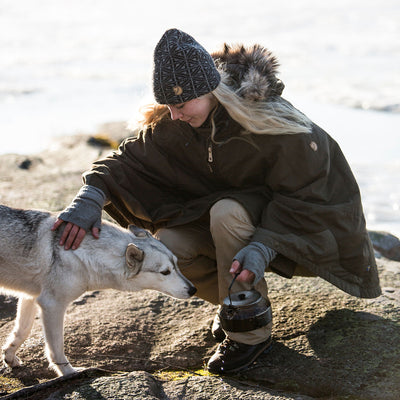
[212,44,285,101]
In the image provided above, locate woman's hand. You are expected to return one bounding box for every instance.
[51,185,106,250]
[51,219,100,250]
[229,260,256,283]
[232,242,277,285]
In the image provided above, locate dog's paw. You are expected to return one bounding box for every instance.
[0,362,11,374]
[51,362,77,377]
[3,353,22,368]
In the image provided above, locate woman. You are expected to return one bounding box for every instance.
[52,28,381,374]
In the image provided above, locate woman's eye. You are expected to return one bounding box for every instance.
[161,270,171,276]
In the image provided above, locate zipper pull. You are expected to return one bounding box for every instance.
[208,144,213,163]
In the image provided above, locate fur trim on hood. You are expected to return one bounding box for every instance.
[212,44,285,101]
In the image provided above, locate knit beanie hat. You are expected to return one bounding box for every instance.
[153,29,221,105]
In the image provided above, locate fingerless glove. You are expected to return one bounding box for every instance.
[58,185,107,231]
[233,242,277,285]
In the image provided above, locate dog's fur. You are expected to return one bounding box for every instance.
[0,205,196,376]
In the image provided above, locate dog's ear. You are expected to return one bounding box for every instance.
[128,225,151,238]
[125,243,144,278]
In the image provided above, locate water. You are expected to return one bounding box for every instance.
[0,0,399,236]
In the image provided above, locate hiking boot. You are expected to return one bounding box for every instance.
[211,313,226,342]
[207,336,272,374]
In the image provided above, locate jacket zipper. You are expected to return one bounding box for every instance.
[207,141,213,172]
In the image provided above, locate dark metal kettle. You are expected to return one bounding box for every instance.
[219,273,272,332]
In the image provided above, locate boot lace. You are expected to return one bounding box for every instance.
[219,338,242,354]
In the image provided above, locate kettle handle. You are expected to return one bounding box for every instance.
[228,272,240,305]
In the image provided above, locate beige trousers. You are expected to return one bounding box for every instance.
[156,199,272,345]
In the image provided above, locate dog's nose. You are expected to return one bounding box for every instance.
[188,286,197,296]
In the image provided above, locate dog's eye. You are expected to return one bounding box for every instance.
[161,270,171,276]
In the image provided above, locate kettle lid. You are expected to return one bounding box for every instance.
[223,289,262,307]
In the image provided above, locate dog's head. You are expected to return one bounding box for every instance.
[124,225,197,299]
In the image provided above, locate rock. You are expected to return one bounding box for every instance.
[0,369,314,400]
[86,121,133,149]
[47,371,163,400]
[87,135,120,150]
[369,230,400,261]
[18,158,32,170]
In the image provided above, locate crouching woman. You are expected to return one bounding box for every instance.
[53,29,381,374]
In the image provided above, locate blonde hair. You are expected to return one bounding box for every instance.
[211,76,312,137]
[137,103,170,131]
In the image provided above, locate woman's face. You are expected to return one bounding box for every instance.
[167,94,217,128]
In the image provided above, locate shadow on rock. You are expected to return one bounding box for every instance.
[307,309,400,398]
[239,309,400,399]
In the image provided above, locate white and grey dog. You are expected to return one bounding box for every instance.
[0,205,196,376]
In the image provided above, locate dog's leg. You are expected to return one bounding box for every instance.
[3,297,37,368]
[37,294,76,376]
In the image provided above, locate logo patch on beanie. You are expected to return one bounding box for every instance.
[173,86,183,96]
